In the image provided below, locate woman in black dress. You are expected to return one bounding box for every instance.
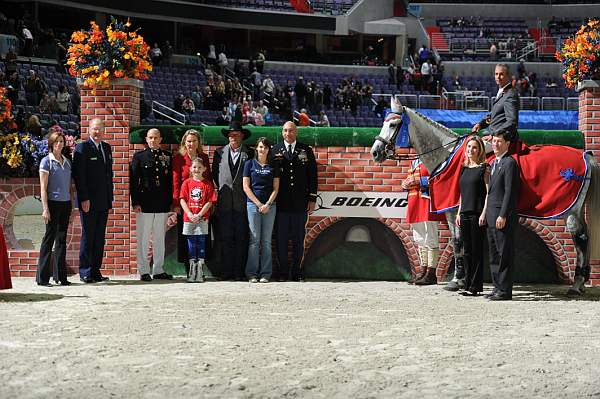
[456,135,489,296]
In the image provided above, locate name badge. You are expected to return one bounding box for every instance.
[90,157,98,160]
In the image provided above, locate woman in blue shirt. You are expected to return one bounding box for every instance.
[243,137,280,283]
[36,131,73,286]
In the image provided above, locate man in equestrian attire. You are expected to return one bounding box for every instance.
[130,128,174,281]
[401,159,446,285]
[472,63,520,147]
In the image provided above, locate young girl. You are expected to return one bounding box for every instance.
[180,158,217,282]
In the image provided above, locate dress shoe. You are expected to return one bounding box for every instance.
[483,290,498,299]
[94,275,110,282]
[153,272,173,280]
[60,281,72,286]
[443,279,465,291]
[80,276,96,284]
[488,294,512,301]
[140,274,152,282]
[37,282,52,287]
[459,290,479,297]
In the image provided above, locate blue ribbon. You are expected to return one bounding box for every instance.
[395,112,411,148]
[560,168,585,182]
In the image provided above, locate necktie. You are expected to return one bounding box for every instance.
[98,143,105,163]
[287,144,293,157]
[491,158,498,175]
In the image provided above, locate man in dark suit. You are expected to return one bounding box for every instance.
[272,121,318,281]
[130,128,174,282]
[485,131,520,300]
[472,63,519,143]
[73,118,114,283]
[212,121,253,280]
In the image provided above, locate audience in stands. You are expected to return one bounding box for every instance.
[317,110,330,127]
[182,96,195,115]
[150,43,163,66]
[56,85,70,114]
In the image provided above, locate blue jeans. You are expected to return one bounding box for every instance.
[245,202,276,278]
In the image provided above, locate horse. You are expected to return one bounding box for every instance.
[370,97,600,295]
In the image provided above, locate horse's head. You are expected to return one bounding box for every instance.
[371,96,403,163]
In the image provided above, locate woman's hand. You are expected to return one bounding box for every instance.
[259,203,270,214]
[478,213,486,227]
[42,208,51,224]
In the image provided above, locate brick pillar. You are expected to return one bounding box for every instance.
[577,80,600,285]
[80,79,141,275]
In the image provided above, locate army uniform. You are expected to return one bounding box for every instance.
[271,140,318,281]
[130,148,173,278]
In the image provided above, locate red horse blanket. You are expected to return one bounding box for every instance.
[429,138,589,219]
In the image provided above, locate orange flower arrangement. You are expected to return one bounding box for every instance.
[67,17,152,89]
[556,19,600,88]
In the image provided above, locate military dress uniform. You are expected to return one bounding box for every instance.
[271,141,318,281]
[130,147,173,279]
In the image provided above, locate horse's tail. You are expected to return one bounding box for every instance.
[586,155,600,259]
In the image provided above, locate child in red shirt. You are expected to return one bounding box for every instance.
[180,157,217,282]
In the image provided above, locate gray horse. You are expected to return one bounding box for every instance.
[370,97,600,295]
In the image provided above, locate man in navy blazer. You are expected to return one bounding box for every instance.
[73,118,114,283]
[485,131,519,300]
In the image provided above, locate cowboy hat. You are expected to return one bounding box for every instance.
[221,120,251,140]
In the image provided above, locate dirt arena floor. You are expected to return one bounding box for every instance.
[1,277,600,399]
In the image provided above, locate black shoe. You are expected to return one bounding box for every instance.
[140,274,152,282]
[60,281,72,286]
[80,276,95,284]
[459,290,479,297]
[488,294,512,301]
[153,272,173,280]
[37,282,52,287]
[94,275,110,282]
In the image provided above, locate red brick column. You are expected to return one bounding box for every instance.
[578,80,600,285]
[80,79,141,276]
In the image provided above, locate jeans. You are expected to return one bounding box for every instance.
[245,202,276,279]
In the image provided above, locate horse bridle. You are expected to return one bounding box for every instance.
[374,109,465,161]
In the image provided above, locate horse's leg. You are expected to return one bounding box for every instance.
[566,213,590,296]
[443,211,466,291]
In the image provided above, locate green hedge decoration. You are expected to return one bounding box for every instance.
[129,125,584,149]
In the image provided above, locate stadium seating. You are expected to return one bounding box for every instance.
[193,0,358,14]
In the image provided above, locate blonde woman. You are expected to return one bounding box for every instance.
[172,129,212,275]
[456,135,490,296]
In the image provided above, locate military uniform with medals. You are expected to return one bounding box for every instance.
[130,147,173,279]
[271,140,318,281]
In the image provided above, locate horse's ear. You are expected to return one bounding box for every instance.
[391,95,402,113]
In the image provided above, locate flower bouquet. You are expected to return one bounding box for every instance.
[67,17,152,89]
[556,19,600,88]
[0,87,48,177]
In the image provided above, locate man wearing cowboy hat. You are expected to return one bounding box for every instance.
[212,121,254,280]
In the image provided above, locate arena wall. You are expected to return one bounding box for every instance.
[2,78,599,285]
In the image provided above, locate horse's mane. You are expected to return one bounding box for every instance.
[405,107,457,140]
